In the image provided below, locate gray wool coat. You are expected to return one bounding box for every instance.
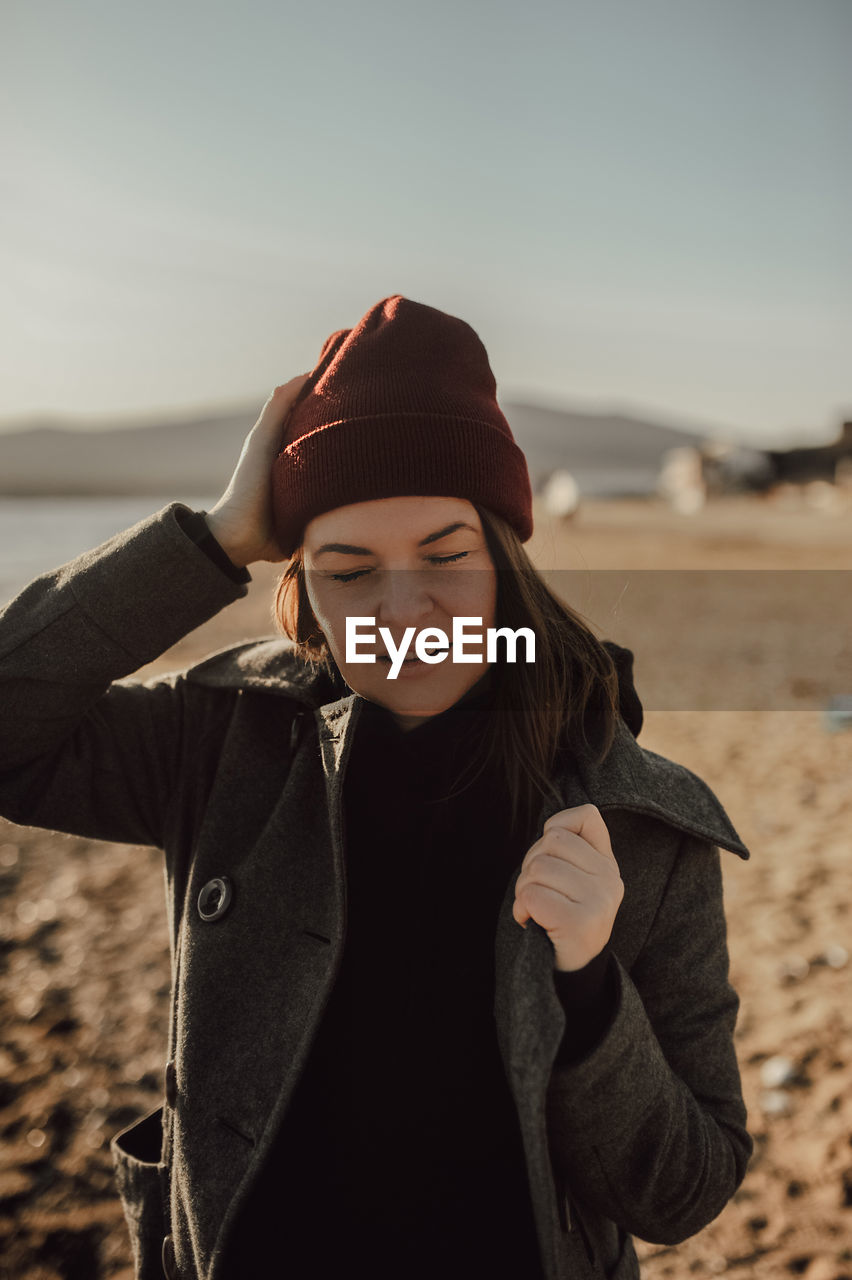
[0,502,753,1280]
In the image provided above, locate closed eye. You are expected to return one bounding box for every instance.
[330,551,470,583]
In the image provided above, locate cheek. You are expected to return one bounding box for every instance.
[304,582,337,636]
[447,570,497,622]
[313,599,345,641]
[484,575,498,622]
[311,596,365,663]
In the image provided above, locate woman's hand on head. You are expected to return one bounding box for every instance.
[512,804,625,972]
[205,374,311,567]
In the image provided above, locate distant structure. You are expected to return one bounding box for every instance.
[658,420,852,510]
[699,440,777,496]
[541,469,581,521]
[764,420,852,486]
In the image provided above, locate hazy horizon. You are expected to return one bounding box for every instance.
[0,391,845,453]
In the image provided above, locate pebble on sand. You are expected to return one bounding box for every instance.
[777,955,809,983]
[760,1055,797,1088]
[759,1089,793,1116]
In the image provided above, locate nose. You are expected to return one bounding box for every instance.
[374,568,436,636]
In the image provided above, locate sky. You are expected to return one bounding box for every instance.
[2,0,850,447]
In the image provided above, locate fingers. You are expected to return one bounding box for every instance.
[517,804,621,900]
[512,881,591,925]
[528,842,600,883]
[512,882,589,931]
[542,803,615,863]
[246,375,312,463]
[513,805,624,956]
[518,843,611,903]
[513,835,624,932]
[521,853,590,902]
[269,372,312,408]
[255,373,312,432]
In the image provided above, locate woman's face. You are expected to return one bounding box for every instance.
[302,496,498,730]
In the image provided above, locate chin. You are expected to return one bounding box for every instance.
[344,663,487,714]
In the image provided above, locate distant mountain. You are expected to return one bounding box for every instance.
[0,410,256,497]
[499,401,708,496]
[0,400,713,498]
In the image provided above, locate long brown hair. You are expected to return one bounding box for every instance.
[270,504,622,836]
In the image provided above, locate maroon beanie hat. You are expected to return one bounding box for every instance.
[270,294,533,557]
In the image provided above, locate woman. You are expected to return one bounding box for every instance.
[0,295,752,1280]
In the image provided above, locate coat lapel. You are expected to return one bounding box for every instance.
[488,714,750,1280]
[492,706,750,1091]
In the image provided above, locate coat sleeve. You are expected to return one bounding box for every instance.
[544,834,752,1246]
[0,502,250,849]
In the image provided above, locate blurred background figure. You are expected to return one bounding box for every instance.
[656,445,707,514]
[541,468,581,523]
[699,440,777,497]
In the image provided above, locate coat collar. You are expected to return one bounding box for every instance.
[185,638,750,861]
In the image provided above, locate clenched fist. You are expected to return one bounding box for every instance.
[512,804,624,972]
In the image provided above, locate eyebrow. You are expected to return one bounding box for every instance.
[314,521,479,557]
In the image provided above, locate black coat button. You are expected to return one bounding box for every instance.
[161,1232,178,1279]
[197,877,233,922]
[165,1060,177,1109]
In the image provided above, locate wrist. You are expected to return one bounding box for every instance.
[204,511,253,568]
[552,944,614,1011]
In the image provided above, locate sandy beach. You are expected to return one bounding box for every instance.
[1,491,851,1278]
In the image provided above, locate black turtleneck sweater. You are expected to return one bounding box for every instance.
[185,511,621,1279]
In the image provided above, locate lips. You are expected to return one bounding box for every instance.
[379,655,420,664]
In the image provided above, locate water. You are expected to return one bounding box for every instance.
[0,495,220,604]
